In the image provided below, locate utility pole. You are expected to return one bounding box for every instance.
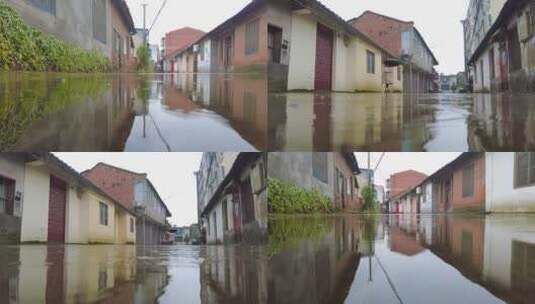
[142,3,148,45]
[368,152,372,185]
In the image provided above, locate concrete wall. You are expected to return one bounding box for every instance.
[287,13,317,91]
[21,164,50,242]
[5,0,113,58]
[268,152,335,201]
[420,182,433,213]
[486,153,535,212]
[402,28,435,73]
[385,65,403,92]
[0,154,25,242]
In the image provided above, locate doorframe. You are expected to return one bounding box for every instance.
[314,22,334,91]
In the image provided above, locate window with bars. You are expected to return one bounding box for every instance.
[130,217,134,233]
[462,162,475,197]
[367,50,375,74]
[397,66,401,81]
[99,202,109,226]
[245,19,259,55]
[313,153,328,184]
[93,0,107,44]
[515,152,535,188]
[26,0,55,15]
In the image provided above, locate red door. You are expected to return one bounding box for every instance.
[314,23,334,91]
[48,176,67,242]
[232,190,241,241]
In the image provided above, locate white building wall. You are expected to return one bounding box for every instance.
[65,185,89,244]
[21,164,50,242]
[197,39,212,73]
[420,183,433,213]
[485,153,535,212]
[287,13,317,91]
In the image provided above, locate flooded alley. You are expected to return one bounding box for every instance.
[0,73,267,152]
[268,214,535,304]
[0,243,269,304]
[268,92,535,151]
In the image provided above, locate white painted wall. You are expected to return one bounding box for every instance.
[197,39,212,73]
[420,183,433,213]
[21,164,50,242]
[18,246,48,303]
[287,13,317,91]
[485,153,535,212]
[65,185,89,244]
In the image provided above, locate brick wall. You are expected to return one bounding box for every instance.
[388,170,428,198]
[82,164,145,209]
[350,11,413,58]
[450,155,485,211]
[164,27,205,58]
[334,153,361,210]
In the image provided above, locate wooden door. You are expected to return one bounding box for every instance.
[48,176,67,243]
[314,23,334,91]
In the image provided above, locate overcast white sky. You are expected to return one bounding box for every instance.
[55,153,201,227]
[125,0,469,74]
[355,153,461,187]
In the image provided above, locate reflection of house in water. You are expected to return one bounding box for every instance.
[268,216,363,304]
[0,245,169,303]
[200,246,268,303]
[267,93,435,151]
[162,74,268,150]
[469,94,535,150]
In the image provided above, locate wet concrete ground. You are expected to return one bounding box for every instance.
[268,214,535,304]
[268,92,535,151]
[0,73,267,152]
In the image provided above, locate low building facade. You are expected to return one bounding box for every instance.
[431,153,486,213]
[468,0,535,93]
[485,152,535,212]
[83,163,171,245]
[0,153,136,244]
[5,0,136,70]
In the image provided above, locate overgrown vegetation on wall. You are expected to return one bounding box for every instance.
[0,2,111,72]
[268,178,333,214]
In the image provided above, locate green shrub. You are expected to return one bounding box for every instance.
[0,1,111,72]
[268,178,333,214]
[136,45,152,72]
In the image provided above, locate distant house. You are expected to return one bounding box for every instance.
[0,153,136,244]
[196,153,267,244]
[268,152,362,210]
[5,0,137,71]
[485,152,535,212]
[350,11,439,93]
[161,27,206,72]
[386,170,427,203]
[83,163,172,245]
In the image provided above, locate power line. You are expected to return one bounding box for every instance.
[374,152,386,172]
[149,0,168,33]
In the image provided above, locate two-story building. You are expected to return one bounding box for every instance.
[0,153,136,244]
[196,153,267,244]
[4,0,137,71]
[350,11,439,93]
[83,163,171,245]
[467,0,535,93]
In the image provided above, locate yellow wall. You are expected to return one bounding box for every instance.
[115,209,136,244]
[385,65,403,92]
[287,12,385,92]
[87,192,117,244]
[352,37,384,92]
